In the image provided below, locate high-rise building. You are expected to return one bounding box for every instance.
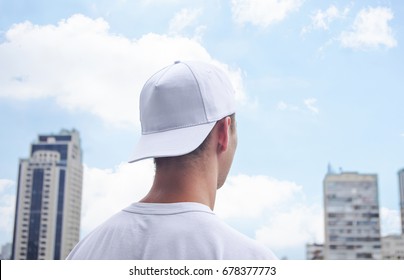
[11,129,83,260]
[399,168,404,234]
[323,171,381,259]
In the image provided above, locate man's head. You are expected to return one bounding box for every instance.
[154,113,237,188]
[130,61,237,186]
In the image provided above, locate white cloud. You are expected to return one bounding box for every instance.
[380,207,401,236]
[256,203,323,251]
[0,14,246,127]
[312,5,341,30]
[301,5,350,34]
[0,179,16,243]
[216,174,324,255]
[81,161,154,235]
[232,0,304,28]
[142,0,182,5]
[304,98,319,114]
[0,179,14,193]
[277,101,288,111]
[339,7,397,50]
[277,101,300,112]
[169,8,202,35]
[216,174,303,219]
[277,98,319,114]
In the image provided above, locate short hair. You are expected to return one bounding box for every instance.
[154,113,235,168]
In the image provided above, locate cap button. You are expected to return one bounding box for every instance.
[174,60,181,64]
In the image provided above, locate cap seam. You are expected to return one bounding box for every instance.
[139,65,172,124]
[182,62,209,123]
[154,64,173,86]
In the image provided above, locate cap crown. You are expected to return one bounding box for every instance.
[140,61,236,135]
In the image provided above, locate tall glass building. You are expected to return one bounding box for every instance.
[399,168,404,234]
[323,171,381,259]
[11,129,83,260]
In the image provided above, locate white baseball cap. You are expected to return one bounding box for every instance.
[129,61,236,163]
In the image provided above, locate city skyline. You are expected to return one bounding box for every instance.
[1,0,403,259]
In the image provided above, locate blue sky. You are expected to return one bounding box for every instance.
[0,0,403,259]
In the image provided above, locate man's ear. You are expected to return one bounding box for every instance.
[216,116,231,153]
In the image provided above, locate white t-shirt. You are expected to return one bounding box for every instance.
[67,202,277,260]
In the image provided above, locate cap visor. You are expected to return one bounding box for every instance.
[129,121,216,163]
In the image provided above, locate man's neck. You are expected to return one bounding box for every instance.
[140,160,218,210]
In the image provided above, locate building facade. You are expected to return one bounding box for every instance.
[323,171,381,259]
[381,234,404,260]
[11,129,83,260]
[399,168,404,234]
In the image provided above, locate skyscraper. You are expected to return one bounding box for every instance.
[323,171,381,259]
[399,168,404,234]
[11,129,83,260]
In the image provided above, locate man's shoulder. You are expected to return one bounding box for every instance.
[67,202,277,260]
[211,220,277,259]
